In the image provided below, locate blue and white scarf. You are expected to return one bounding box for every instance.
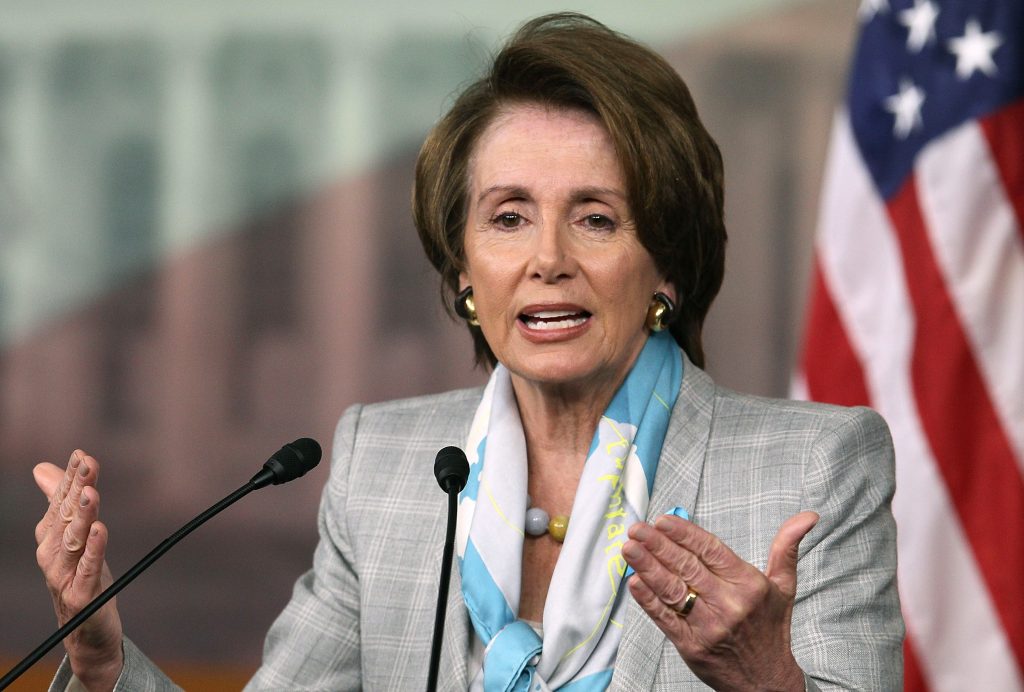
[456,331,683,691]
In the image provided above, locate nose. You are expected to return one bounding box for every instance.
[528,220,576,282]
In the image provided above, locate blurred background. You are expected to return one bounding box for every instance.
[0,0,857,686]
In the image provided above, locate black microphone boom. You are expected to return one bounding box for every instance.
[427,446,469,692]
[0,438,322,691]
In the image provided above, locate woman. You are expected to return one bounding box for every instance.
[34,13,903,691]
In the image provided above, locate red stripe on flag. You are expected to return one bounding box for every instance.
[903,634,929,692]
[887,177,1024,672]
[799,260,871,407]
[979,99,1024,241]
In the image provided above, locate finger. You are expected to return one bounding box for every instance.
[627,573,696,645]
[34,452,84,544]
[622,526,711,612]
[73,520,110,599]
[650,515,747,578]
[60,485,100,574]
[56,451,84,507]
[33,462,65,499]
[764,511,819,598]
[58,454,95,525]
[626,520,726,600]
[34,463,67,544]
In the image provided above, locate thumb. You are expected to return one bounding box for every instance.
[33,462,64,499]
[765,510,819,598]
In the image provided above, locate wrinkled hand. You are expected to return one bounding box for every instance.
[34,451,124,691]
[622,511,819,691]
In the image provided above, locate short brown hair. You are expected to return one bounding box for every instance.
[413,12,726,369]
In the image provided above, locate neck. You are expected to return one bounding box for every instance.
[510,376,620,463]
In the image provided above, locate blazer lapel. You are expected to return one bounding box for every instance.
[611,357,716,690]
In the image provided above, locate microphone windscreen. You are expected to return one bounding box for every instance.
[434,446,470,493]
[265,438,322,485]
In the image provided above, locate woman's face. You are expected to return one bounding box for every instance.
[461,104,673,392]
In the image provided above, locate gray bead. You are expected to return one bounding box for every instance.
[525,507,550,536]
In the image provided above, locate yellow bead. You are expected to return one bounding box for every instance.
[548,515,569,542]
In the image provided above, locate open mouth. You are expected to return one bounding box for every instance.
[519,309,591,331]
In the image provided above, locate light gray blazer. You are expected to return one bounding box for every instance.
[56,358,904,691]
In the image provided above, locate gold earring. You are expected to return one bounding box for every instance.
[454,287,479,326]
[646,292,676,332]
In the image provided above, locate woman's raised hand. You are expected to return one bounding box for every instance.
[34,451,124,691]
[622,511,819,691]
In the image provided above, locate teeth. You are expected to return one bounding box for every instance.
[524,316,587,330]
[527,310,578,319]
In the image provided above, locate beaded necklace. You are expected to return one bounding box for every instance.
[525,504,570,542]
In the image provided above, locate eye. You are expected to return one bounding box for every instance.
[583,213,615,231]
[492,211,523,229]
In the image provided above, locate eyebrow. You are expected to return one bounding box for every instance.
[475,185,628,204]
[476,185,529,204]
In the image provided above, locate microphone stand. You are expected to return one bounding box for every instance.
[427,484,460,692]
[427,446,469,692]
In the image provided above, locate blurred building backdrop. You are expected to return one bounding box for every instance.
[0,0,856,686]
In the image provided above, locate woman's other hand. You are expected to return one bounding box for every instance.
[34,451,124,691]
[622,511,819,691]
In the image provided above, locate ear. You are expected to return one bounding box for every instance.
[656,279,677,305]
[458,269,471,291]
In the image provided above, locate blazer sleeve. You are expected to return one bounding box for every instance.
[793,406,904,691]
[50,638,180,692]
[245,405,365,691]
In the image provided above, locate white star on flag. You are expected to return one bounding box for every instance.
[948,18,1003,80]
[899,0,940,53]
[884,78,926,138]
[859,0,889,21]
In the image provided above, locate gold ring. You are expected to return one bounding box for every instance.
[678,587,698,617]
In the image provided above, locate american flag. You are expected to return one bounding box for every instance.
[796,1,1023,689]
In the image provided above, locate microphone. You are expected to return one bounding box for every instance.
[427,446,469,692]
[0,438,322,690]
[251,437,321,488]
[434,445,470,493]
